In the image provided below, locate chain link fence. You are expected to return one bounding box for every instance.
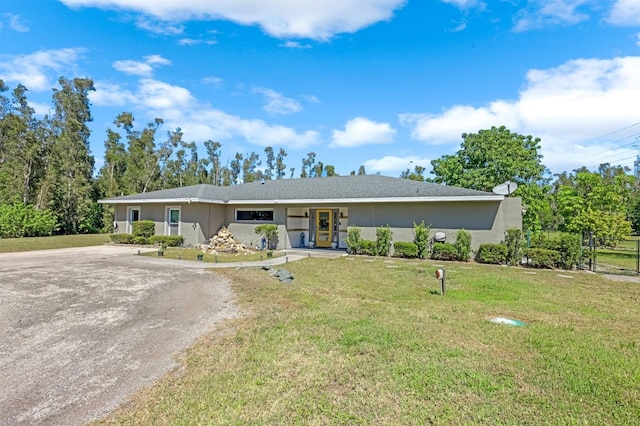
[583,235,640,276]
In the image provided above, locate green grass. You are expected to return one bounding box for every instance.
[98,258,640,425]
[140,247,282,263]
[0,234,110,253]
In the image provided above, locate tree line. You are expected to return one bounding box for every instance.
[2,78,639,242]
[0,78,366,236]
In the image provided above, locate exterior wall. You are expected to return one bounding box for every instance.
[347,198,521,250]
[111,202,225,247]
[226,206,289,249]
[110,197,521,251]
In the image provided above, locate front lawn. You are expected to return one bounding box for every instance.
[0,234,110,253]
[99,257,640,424]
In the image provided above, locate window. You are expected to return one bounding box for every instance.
[236,209,274,221]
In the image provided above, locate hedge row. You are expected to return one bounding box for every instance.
[476,231,582,269]
[110,233,183,247]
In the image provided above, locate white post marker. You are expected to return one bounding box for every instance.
[435,269,445,295]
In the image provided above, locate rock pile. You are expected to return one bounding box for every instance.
[196,226,253,254]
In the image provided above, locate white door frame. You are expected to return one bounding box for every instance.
[165,206,182,236]
[126,206,140,234]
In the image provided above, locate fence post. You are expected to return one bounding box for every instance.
[589,232,595,272]
[636,240,640,275]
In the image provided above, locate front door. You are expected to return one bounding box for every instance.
[316,210,332,248]
[167,207,180,236]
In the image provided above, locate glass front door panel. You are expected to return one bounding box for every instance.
[316,210,332,247]
[168,209,179,236]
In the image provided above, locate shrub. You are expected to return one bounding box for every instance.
[476,243,508,264]
[133,236,148,245]
[359,240,377,256]
[431,242,458,261]
[344,226,362,254]
[454,229,472,261]
[413,221,430,259]
[376,225,392,257]
[524,248,561,269]
[530,232,581,270]
[393,241,418,258]
[149,235,184,247]
[505,228,523,265]
[0,201,58,238]
[132,220,155,238]
[110,233,134,244]
[254,224,278,249]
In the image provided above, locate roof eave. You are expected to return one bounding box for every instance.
[229,196,504,204]
[98,198,226,205]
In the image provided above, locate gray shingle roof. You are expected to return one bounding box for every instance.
[100,175,500,203]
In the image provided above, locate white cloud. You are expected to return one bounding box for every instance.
[90,78,320,149]
[144,54,171,66]
[135,17,184,35]
[3,13,29,32]
[252,87,302,115]
[513,0,590,31]
[608,0,640,25]
[112,55,171,77]
[178,37,217,46]
[331,117,396,148]
[281,41,311,49]
[112,60,153,77]
[0,48,84,91]
[400,56,640,173]
[364,155,431,173]
[202,76,223,88]
[301,94,320,104]
[58,0,407,40]
[441,0,482,9]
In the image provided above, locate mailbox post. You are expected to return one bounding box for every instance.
[435,268,445,295]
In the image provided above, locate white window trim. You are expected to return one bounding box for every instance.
[234,208,275,222]
[165,205,182,236]
[126,206,140,234]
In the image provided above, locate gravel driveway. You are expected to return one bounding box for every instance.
[0,246,237,425]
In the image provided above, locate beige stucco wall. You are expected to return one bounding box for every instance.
[109,197,521,250]
[347,198,522,250]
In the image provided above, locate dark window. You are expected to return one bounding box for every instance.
[236,210,274,221]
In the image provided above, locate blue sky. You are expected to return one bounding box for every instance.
[1,0,640,178]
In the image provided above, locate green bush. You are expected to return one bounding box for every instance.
[454,229,472,261]
[254,224,278,249]
[431,242,458,261]
[149,235,184,247]
[524,248,561,269]
[359,239,377,256]
[505,228,523,265]
[0,201,58,238]
[530,232,581,270]
[393,241,418,258]
[476,243,508,264]
[132,220,155,238]
[133,236,148,245]
[413,221,430,259]
[376,225,392,256]
[344,226,362,254]
[110,233,134,244]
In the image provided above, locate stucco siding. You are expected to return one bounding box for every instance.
[348,199,521,250]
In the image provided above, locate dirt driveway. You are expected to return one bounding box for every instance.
[0,246,237,425]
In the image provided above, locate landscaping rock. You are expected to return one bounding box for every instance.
[262,266,295,284]
[196,226,254,255]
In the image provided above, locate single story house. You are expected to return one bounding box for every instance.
[99,174,522,250]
